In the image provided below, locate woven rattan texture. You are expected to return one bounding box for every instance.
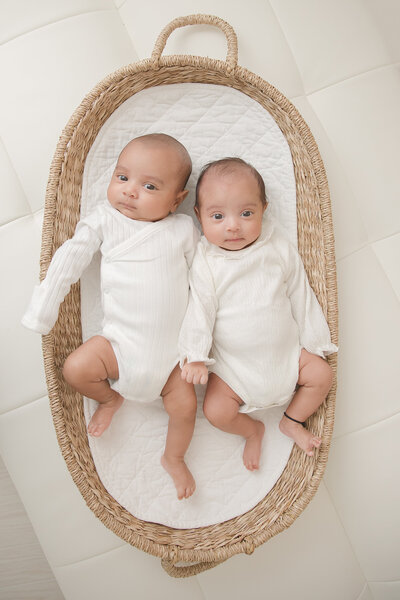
[40,15,338,577]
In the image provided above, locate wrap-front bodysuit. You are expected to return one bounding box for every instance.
[22,202,199,402]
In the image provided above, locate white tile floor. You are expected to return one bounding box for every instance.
[0,457,63,599]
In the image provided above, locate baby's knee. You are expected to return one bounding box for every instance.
[300,350,334,393]
[202,400,218,425]
[163,388,197,420]
[62,351,84,387]
[203,397,232,426]
[314,358,334,394]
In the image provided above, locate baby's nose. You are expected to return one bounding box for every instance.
[125,183,138,197]
[226,217,240,231]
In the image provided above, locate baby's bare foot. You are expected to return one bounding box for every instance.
[161,455,196,500]
[87,396,124,437]
[243,421,265,471]
[279,416,321,456]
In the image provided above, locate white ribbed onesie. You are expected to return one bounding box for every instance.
[22,202,199,403]
[179,215,337,413]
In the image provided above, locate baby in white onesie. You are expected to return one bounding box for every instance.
[22,134,200,500]
[179,158,337,470]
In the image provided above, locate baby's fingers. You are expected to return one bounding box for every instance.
[186,371,195,384]
[199,372,209,385]
[181,365,192,383]
[193,371,208,385]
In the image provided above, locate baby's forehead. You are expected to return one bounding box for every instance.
[119,140,188,171]
[201,165,257,188]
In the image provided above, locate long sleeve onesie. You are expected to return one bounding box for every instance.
[22,201,199,402]
[179,215,337,413]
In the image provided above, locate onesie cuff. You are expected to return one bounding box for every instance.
[306,343,338,359]
[179,355,216,369]
[21,314,52,335]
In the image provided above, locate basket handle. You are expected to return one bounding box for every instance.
[161,557,226,578]
[151,14,238,74]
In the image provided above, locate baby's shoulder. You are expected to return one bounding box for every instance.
[169,213,200,247]
[171,212,197,231]
[268,223,304,274]
[76,202,108,235]
[195,236,216,266]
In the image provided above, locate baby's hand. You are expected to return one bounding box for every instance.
[181,361,209,385]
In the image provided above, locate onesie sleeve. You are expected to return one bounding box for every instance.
[284,240,338,358]
[21,211,103,335]
[178,241,217,367]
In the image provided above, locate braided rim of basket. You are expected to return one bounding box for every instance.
[40,15,338,578]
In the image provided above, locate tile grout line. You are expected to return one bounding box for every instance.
[321,480,371,596]
[332,409,400,443]
[52,542,127,571]
[307,60,400,96]
[0,135,31,215]
[0,394,49,419]
[355,582,372,600]
[336,232,400,265]
[0,8,120,46]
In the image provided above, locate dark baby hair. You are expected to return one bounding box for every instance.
[195,157,267,209]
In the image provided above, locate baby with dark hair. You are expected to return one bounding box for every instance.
[23,134,199,499]
[179,158,337,470]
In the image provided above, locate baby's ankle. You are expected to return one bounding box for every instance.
[162,453,185,465]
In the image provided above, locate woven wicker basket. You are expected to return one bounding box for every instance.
[40,14,338,577]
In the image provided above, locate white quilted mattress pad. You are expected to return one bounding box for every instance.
[81,83,296,528]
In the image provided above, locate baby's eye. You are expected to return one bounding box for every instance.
[117,175,128,182]
[144,183,156,190]
[241,210,253,217]
[212,213,223,220]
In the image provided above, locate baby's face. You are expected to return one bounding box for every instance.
[196,170,266,251]
[107,140,188,221]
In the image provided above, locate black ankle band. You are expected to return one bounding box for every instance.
[284,411,306,427]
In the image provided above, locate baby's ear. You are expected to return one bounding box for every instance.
[176,189,189,205]
[169,189,188,214]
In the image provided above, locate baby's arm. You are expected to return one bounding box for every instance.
[179,242,217,381]
[284,240,338,357]
[22,215,102,334]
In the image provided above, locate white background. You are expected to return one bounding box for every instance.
[0,1,399,599]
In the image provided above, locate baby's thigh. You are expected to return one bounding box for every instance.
[298,349,333,390]
[203,374,243,421]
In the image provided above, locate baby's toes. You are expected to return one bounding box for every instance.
[245,460,257,471]
[183,486,194,500]
[188,485,196,499]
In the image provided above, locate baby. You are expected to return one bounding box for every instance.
[179,158,337,470]
[22,133,200,499]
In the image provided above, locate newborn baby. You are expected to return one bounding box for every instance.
[22,134,199,499]
[179,158,337,470]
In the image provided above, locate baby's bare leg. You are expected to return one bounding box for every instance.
[161,364,197,500]
[279,349,333,456]
[204,374,265,471]
[63,335,123,437]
